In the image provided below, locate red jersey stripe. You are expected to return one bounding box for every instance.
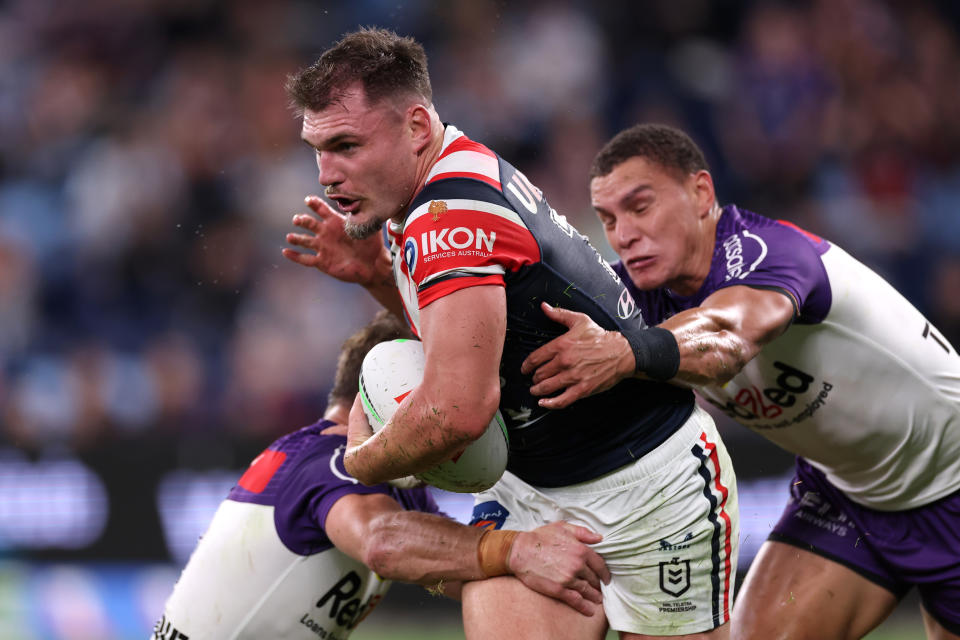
[776,219,823,244]
[438,137,497,161]
[699,431,733,620]
[418,275,505,308]
[237,449,287,494]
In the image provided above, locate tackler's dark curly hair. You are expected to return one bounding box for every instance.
[590,123,709,183]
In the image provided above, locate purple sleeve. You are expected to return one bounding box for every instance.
[714,221,831,323]
[273,436,440,556]
[273,436,390,555]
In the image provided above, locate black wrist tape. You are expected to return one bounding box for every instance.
[623,327,680,381]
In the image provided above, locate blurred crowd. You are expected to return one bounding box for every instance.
[2,0,959,457]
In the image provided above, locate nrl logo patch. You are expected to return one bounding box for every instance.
[429,200,448,222]
[659,557,691,597]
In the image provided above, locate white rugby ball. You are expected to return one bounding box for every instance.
[358,338,508,493]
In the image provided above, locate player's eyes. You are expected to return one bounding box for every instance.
[318,142,357,154]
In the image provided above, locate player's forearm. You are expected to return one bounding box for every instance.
[362,512,489,584]
[364,278,405,320]
[346,390,491,484]
[658,308,758,386]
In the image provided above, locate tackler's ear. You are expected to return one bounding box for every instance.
[692,169,716,219]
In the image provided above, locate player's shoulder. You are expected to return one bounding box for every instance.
[426,127,502,191]
[718,205,830,251]
[229,421,347,502]
[406,131,514,233]
[403,147,527,243]
[408,125,551,225]
[268,420,345,460]
[714,205,830,279]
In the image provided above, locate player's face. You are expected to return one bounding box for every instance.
[301,86,420,239]
[592,156,713,294]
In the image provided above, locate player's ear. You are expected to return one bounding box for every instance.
[692,170,715,218]
[407,104,434,153]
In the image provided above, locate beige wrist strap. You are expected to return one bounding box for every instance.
[477,529,519,577]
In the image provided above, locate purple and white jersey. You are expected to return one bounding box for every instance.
[154,420,439,640]
[618,205,960,511]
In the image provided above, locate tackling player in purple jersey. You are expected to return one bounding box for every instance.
[523,124,960,640]
[152,310,609,640]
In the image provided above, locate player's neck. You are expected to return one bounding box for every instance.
[671,204,723,297]
[323,401,351,426]
[402,110,446,216]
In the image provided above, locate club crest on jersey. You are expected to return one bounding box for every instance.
[404,237,418,276]
[429,200,448,222]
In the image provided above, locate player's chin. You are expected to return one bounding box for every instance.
[625,263,663,290]
[344,210,384,240]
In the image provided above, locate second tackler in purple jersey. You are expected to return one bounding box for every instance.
[615,205,833,325]
[157,419,442,639]
[614,203,960,514]
[228,419,439,556]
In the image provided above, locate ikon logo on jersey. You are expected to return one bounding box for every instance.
[405,227,497,275]
[412,226,497,261]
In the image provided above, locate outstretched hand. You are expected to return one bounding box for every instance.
[521,302,635,410]
[282,195,390,285]
[508,521,610,617]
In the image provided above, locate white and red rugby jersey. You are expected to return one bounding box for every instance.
[387,125,694,487]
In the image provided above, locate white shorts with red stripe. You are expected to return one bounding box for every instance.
[472,404,739,635]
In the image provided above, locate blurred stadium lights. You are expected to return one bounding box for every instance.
[155,469,238,564]
[0,561,179,639]
[0,450,107,550]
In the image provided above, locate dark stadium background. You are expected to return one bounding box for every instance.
[1,1,958,637]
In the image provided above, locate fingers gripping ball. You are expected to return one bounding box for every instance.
[358,339,508,493]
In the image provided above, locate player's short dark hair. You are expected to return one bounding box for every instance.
[328,310,414,407]
[590,124,709,182]
[285,27,432,114]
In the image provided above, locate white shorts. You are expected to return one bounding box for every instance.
[471,405,739,635]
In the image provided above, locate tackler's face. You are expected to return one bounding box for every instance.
[301,85,420,239]
[591,156,714,295]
